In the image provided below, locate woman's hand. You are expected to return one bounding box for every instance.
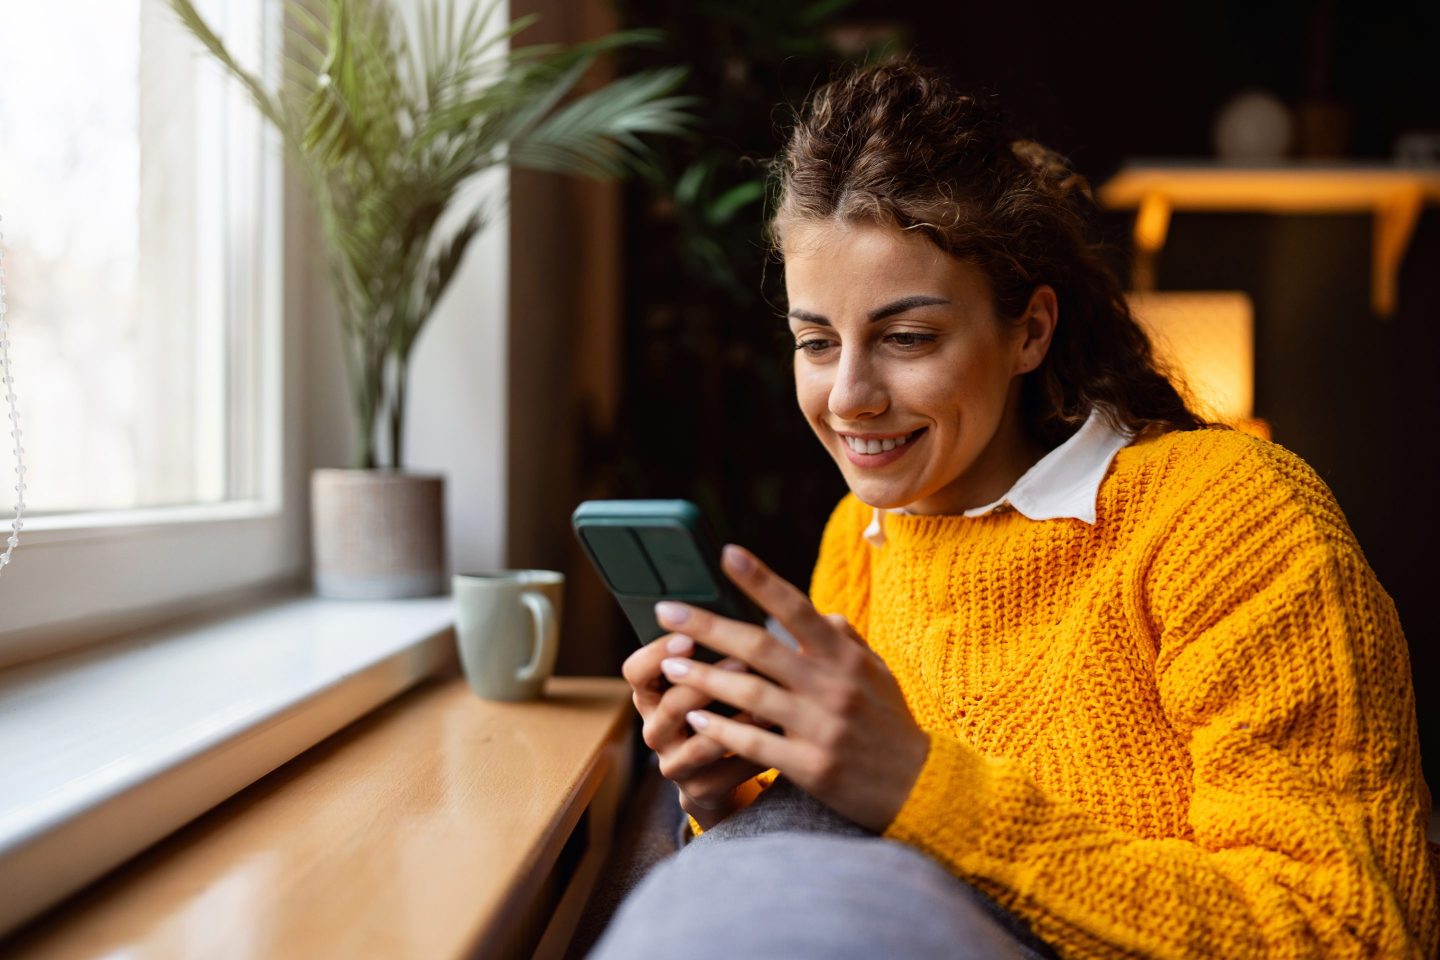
[621,632,774,831]
[653,544,930,834]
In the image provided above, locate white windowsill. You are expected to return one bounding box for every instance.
[0,593,459,938]
[17,499,281,543]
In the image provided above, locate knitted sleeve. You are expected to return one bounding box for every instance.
[882,441,1439,958]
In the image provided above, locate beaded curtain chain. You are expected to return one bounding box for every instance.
[0,214,22,574]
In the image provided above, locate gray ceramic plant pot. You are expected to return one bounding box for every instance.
[311,469,446,599]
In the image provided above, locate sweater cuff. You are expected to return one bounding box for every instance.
[882,730,991,856]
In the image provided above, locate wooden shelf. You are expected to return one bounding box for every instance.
[3,675,636,960]
[1096,161,1440,316]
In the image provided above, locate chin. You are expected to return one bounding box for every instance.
[845,477,921,511]
[827,453,914,508]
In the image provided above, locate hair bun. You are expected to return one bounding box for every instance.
[1010,139,1095,206]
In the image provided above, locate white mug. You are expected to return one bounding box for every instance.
[452,570,563,701]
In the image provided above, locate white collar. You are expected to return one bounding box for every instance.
[863,406,1135,546]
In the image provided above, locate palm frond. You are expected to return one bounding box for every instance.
[415,210,485,337]
[507,68,697,178]
[166,0,285,129]
[168,0,695,467]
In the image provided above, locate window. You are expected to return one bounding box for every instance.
[0,0,273,514]
[0,0,299,654]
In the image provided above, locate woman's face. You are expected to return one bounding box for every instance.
[783,218,1055,515]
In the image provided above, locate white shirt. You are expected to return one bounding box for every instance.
[862,406,1136,546]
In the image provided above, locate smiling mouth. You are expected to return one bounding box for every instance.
[839,428,927,455]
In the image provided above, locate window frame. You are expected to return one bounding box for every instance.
[0,0,303,665]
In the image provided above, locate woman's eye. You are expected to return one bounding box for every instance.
[794,338,835,355]
[885,332,936,349]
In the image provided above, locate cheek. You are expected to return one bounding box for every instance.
[794,365,830,422]
[901,348,1006,420]
[888,363,972,421]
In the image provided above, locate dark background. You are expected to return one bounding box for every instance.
[560,0,1439,780]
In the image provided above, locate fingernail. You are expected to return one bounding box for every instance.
[723,544,753,573]
[655,601,690,624]
[660,657,690,677]
[666,634,693,654]
[686,710,710,729]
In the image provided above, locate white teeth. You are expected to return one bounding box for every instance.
[844,432,914,454]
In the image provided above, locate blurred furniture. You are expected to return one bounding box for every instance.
[1100,161,1440,316]
[1125,291,1269,439]
[3,676,634,960]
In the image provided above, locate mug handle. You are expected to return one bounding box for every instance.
[517,591,558,684]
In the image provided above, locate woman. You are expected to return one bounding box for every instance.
[590,60,1439,959]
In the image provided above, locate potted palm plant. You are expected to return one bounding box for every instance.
[169,0,693,598]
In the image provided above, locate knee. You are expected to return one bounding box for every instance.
[587,834,1032,960]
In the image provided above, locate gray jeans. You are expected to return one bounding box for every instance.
[585,775,1060,960]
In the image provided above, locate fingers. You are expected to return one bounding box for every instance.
[824,612,867,646]
[623,631,699,712]
[683,705,812,779]
[658,655,824,743]
[720,544,847,659]
[637,653,750,755]
[660,746,767,805]
[654,598,813,693]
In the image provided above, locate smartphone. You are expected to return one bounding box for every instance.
[571,499,766,718]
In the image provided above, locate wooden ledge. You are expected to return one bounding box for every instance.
[4,675,635,960]
[1097,161,1440,316]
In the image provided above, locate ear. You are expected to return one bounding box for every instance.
[1013,284,1058,375]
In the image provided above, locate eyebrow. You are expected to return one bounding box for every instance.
[786,295,951,326]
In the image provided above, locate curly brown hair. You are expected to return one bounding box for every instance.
[769,59,1220,448]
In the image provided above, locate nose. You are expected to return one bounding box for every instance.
[828,345,888,422]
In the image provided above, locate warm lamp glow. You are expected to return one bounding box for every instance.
[1126,291,1261,433]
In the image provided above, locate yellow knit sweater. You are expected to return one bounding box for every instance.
[803,427,1439,958]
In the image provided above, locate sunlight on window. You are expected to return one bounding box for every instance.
[0,0,237,514]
